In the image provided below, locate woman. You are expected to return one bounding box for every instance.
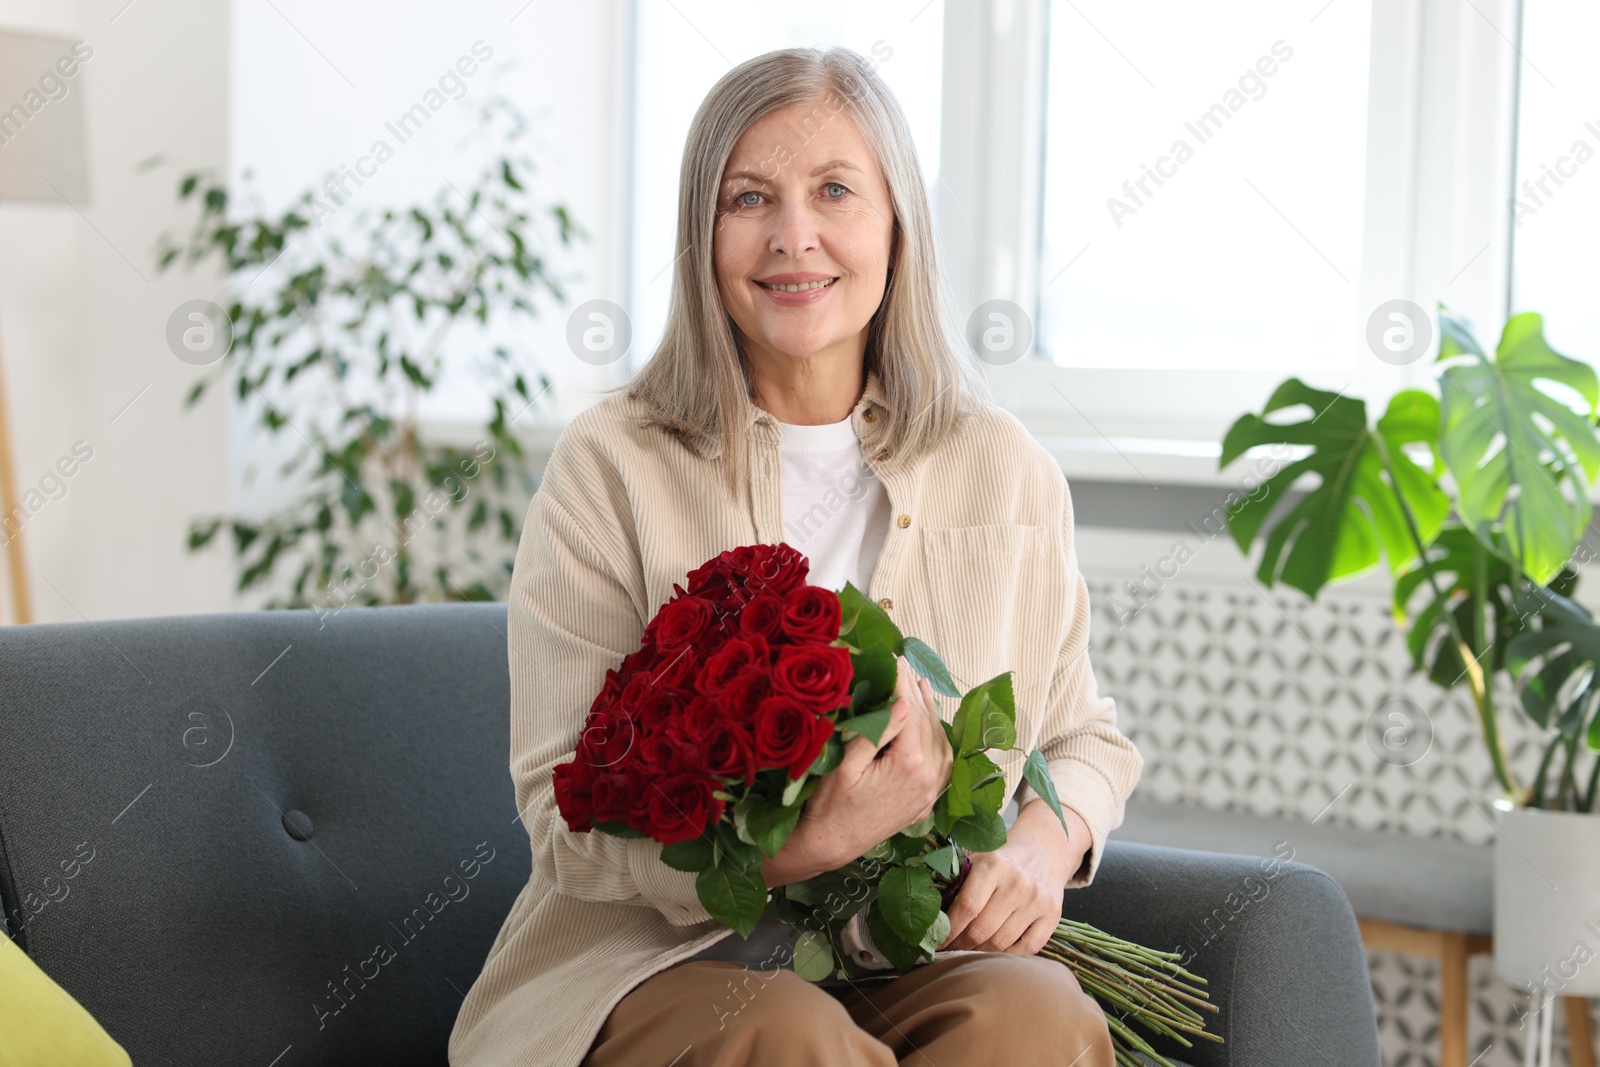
[449,46,1143,1067]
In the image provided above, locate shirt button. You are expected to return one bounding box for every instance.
[896,514,911,528]
[874,449,890,461]
[862,409,876,423]
[878,597,893,612]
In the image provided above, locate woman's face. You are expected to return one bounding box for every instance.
[712,98,896,375]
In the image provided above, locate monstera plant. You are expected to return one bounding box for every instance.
[1220,308,1599,812]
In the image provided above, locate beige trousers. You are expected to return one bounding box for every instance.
[582,952,1116,1067]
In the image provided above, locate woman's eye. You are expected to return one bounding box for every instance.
[734,190,762,207]
[824,182,849,199]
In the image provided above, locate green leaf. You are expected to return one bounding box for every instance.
[695,864,769,938]
[187,517,223,551]
[1506,584,1600,739]
[591,819,647,838]
[946,756,974,817]
[780,770,815,807]
[793,929,836,981]
[1022,749,1071,836]
[876,867,940,948]
[732,800,759,847]
[919,910,952,955]
[931,791,955,836]
[744,795,805,857]
[805,735,843,778]
[712,821,764,872]
[866,898,927,971]
[502,159,524,191]
[849,646,898,711]
[949,810,1008,853]
[1436,310,1600,585]
[924,844,959,878]
[967,751,1007,818]
[838,707,893,746]
[660,833,715,873]
[1393,523,1578,690]
[949,673,1017,757]
[902,636,959,697]
[838,581,903,655]
[1219,379,1449,598]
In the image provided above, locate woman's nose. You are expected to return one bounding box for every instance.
[769,197,820,256]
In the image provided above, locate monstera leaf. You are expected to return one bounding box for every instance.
[1506,584,1600,751]
[1394,523,1578,691]
[1436,311,1600,585]
[1220,380,1449,598]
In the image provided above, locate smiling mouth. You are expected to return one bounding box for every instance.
[755,277,839,292]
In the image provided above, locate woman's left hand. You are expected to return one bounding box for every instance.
[937,799,1092,955]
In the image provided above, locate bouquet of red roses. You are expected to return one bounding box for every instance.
[554,544,1220,1067]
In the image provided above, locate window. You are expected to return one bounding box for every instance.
[1509,0,1600,361]
[1038,1,1374,375]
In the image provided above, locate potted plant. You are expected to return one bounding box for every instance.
[147,95,582,611]
[1217,307,1600,998]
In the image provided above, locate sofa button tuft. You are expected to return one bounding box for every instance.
[283,809,315,841]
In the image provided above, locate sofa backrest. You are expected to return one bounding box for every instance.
[0,602,530,1066]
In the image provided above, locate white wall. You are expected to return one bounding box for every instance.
[0,0,231,623]
[0,0,629,622]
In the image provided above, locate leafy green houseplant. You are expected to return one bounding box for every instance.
[1219,308,1599,812]
[1220,308,1600,993]
[150,97,581,611]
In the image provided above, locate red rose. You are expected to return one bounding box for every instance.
[637,726,679,774]
[653,595,717,651]
[701,721,758,787]
[683,556,747,614]
[591,771,632,825]
[647,774,724,844]
[652,644,703,691]
[594,667,627,707]
[771,643,854,712]
[553,758,597,832]
[696,636,770,694]
[635,686,689,732]
[739,593,787,643]
[620,640,662,677]
[626,762,658,831]
[576,706,637,770]
[716,666,773,725]
[753,695,837,779]
[680,693,725,738]
[780,586,843,644]
[733,543,808,598]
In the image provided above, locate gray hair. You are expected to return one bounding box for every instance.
[613,45,991,495]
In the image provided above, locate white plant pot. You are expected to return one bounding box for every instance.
[1492,805,1600,997]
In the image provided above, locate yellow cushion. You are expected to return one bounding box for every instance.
[0,933,131,1067]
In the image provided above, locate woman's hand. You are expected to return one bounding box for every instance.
[937,798,1091,955]
[780,654,952,876]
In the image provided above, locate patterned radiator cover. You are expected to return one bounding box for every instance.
[1077,526,1599,1067]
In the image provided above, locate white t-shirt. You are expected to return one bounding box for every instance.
[776,411,892,596]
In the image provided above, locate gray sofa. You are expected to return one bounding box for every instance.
[0,603,1381,1065]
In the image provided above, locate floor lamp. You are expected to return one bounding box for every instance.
[0,28,92,625]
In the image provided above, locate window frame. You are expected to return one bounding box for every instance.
[939,0,1524,452]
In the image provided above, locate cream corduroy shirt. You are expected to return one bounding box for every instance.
[447,368,1144,1067]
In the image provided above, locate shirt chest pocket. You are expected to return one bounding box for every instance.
[920,523,1047,695]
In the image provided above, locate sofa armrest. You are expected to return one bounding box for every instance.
[1063,840,1380,1067]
